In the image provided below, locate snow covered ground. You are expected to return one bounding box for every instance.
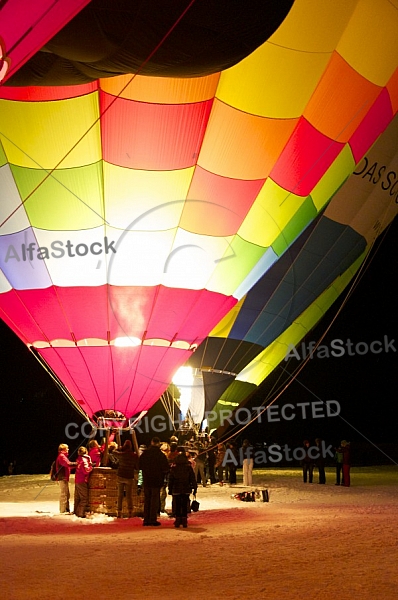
[0,466,397,600]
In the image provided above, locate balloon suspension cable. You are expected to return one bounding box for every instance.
[159,389,178,432]
[29,346,91,423]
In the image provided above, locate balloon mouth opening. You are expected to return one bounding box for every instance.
[93,409,127,429]
[92,409,148,430]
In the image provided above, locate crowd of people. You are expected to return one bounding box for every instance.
[53,434,352,525]
[300,438,351,486]
[53,434,255,527]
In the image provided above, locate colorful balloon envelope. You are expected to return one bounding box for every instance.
[0,0,397,424]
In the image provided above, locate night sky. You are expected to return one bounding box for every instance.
[1,217,397,473]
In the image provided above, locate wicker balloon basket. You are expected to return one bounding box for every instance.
[88,467,144,517]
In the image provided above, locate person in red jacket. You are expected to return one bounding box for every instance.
[56,444,76,514]
[88,440,102,467]
[74,447,93,518]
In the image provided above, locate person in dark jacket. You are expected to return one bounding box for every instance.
[168,449,198,528]
[107,441,119,470]
[315,438,326,484]
[114,440,139,518]
[139,437,169,526]
[334,443,344,485]
[341,440,351,487]
[226,441,239,485]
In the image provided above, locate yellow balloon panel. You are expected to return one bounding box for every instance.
[337,0,398,85]
[0,94,101,169]
[103,163,194,230]
[269,0,357,53]
[217,42,331,118]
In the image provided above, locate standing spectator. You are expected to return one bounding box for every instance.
[168,442,179,464]
[186,449,196,472]
[114,440,139,518]
[226,441,239,485]
[215,443,226,486]
[315,438,326,484]
[159,443,170,514]
[88,440,102,467]
[74,446,93,518]
[139,437,169,526]
[301,440,314,484]
[167,441,179,517]
[107,441,119,470]
[241,439,254,487]
[341,440,351,487]
[193,442,207,487]
[56,444,76,514]
[334,443,344,485]
[168,449,197,528]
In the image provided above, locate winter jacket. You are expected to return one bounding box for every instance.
[56,452,76,482]
[335,447,343,463]
[75,454,93,484]
[114,448,139,479]
[89,447,102,467]
[168,454,198,496]
[108,452,119,470]
[139,444,169,487]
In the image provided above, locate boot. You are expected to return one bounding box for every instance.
[174,518,181,528]
[181,517,188,528]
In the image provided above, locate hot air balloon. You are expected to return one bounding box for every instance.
[0,0,397,434]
